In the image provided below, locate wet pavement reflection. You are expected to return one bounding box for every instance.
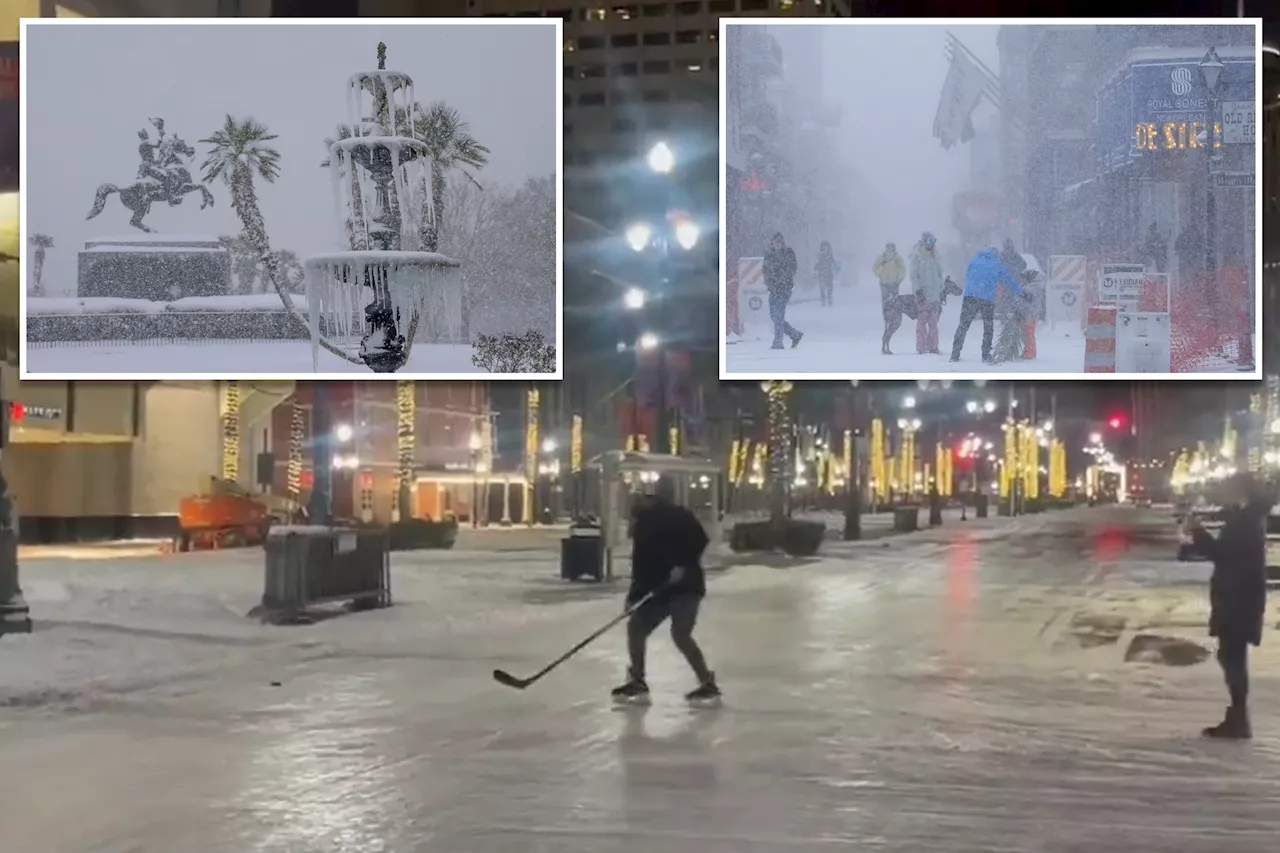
[2,507,1279,851]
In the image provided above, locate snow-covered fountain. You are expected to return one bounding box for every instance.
[304,43,464,373]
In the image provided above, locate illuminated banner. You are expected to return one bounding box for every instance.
[1097,55,1255,172]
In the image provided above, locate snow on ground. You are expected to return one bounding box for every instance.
[3,507,1280,851]
[727,289,1087,375]
[26,293,311,315]
[24,339,484,375]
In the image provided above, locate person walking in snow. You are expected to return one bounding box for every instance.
[1185,473,1271,739]
[950,246,1027,364]
[612,474,720,707]
[763,232,803,350]
[1143,222,1169,274]
[815,241,839,307]
[872,242,907,354]
[909,232,945,354]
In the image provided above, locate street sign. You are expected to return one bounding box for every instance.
[1221,100,1255,144]
[1099,267,1143,312]
[1214,171,1255,188]
[1047,281,1083,327]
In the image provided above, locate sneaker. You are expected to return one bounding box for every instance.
[771,340,785,350]
[611,673,651,705]
[1203,705,1251,740]
[949,355,960,363]
[685,676,722,708]
[790,331,804,348]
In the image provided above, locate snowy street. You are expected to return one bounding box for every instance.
[3,506,1279,851]
[727,290,1088,375]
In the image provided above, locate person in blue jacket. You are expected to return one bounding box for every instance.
[949,246,1029,363]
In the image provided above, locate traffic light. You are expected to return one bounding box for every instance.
[1108,415,1125,430]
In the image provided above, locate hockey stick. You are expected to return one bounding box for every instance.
[493,586,665,690]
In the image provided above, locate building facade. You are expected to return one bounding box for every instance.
[1003,24,1256,283]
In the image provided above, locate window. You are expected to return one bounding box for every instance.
[613,90,640,104]
[642,89,671,102]
[583,7,607,20]
[642,2,669,15]
[643,31,671,46]
[578,35,605,50]
[580,64,607,79]
[741,0,769,9]
[643,59,671,74]
[613,62,639,76]
[709,0,733,10]
[613,118,638,133]
[676,0,701,12]
[612,33,639,47]
[675,30,699,44]
[613,4,639,18]
[579,92,607,106]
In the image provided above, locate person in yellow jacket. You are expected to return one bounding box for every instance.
[872,242,907,354]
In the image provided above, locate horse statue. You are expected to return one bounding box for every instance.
[86,122,215,233]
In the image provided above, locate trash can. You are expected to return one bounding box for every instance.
[892,506,919,533]
[975,494,989,518]
[561,518,605,582]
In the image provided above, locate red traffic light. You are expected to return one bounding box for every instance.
[1108,416,1124,430]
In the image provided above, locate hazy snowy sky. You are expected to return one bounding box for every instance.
[803,23,1001,264]
[24,22,558,295]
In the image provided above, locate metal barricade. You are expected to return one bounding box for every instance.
[258,526,391,623]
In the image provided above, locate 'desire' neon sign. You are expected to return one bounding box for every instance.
[1135,121,1223,152]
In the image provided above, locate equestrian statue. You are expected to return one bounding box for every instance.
[86,117,215,232]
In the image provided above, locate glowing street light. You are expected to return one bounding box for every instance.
[334,423,354,442]
[638,332,660,350]
[625,222,652,252]
[623,287,646,310]
[984,399,997,413]
[903,395,917,409]
[966,400,979,414]
[542,437,558,454]
[647,141,675,174]
[673,218,700,250]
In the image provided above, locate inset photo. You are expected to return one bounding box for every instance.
[21,18,561,379]
[721,18,1261,380]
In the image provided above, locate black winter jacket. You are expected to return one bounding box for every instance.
[628,498,709,604]
[1191,500,1270,646]
[763,246,798,297]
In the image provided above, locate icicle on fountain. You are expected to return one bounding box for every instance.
[303,43,464,373]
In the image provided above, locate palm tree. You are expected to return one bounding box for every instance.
[320,124,369,251]
[399,101,491,251]
[201,115,354,363]
[273,249,304,292]
[28,233,53,296]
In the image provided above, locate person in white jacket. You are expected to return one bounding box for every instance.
[909,232,945,354]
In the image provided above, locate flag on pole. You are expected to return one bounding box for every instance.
[933,46,985,150]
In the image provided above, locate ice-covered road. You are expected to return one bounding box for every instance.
[3,507,1279,852]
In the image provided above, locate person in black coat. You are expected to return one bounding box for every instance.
[763,232,803,350]
[612,474,720,706]
[1188,473,1272,739]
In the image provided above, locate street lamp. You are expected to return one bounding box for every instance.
[638,332,660,351]
[623,287,646,310]
[673,217,700,251]
[625,222,653,253]
[903,395,917,409]
[647,140,675,175]
[335,423,354,443]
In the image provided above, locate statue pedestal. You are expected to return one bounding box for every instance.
[77,235,232,300]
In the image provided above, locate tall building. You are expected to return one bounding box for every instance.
[470,0,853,232]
